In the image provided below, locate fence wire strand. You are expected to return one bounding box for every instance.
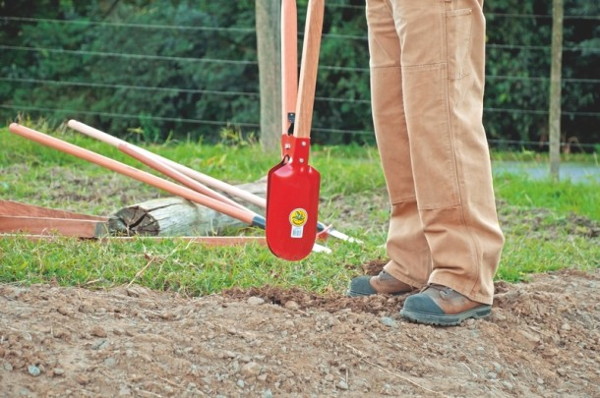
[0,10,598,141]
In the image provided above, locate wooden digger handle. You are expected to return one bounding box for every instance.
[281,0,298,133]
[293,0,324,140]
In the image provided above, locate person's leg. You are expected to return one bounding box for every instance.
[354,0,432,294]
[390,0,504,312]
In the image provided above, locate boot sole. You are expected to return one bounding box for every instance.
[400,305,491,326]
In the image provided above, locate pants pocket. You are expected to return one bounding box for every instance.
[446,8,473,80]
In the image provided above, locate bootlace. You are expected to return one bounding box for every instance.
[422,283,453,297]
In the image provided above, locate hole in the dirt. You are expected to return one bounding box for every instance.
[221,285,407,315]
[221,260,403,315]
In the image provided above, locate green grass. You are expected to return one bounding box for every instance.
[1,123,598,294]
[498,236,600,281]
[492,169,600,281]
[494,173,599,221]
[0,235,385,295]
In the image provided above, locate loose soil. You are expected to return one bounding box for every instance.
[1,268,599,397]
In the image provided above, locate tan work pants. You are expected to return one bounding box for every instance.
[367,0,504,304]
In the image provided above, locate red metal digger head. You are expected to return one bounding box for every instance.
[266,137,320,261]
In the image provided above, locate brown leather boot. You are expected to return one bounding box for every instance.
[400,284,491,326]
[347,270,414,297]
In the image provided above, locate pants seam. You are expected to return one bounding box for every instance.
[390,197,417,206]
[441,1,482,295]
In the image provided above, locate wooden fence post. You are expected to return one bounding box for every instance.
[549,0,564,181]
[256,0,282,153]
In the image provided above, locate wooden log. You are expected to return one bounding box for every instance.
[109,197,240,236]
[109,180,266,236]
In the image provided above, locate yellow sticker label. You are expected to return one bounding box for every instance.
[289,208,308,227]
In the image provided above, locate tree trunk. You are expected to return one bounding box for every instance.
[256,0,282,153]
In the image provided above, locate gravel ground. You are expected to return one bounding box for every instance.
[1,268,599,397]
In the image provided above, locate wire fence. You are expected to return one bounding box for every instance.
[0,10,599,149]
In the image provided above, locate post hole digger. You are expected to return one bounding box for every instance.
[266,0,325,261]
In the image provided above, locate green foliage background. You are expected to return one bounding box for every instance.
[0,0,598,146]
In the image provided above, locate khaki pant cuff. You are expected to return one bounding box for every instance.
[383,261,427,290]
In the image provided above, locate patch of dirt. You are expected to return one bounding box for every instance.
[496,201,600,240]
[1,269,599,397]
[1,165,161,215]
